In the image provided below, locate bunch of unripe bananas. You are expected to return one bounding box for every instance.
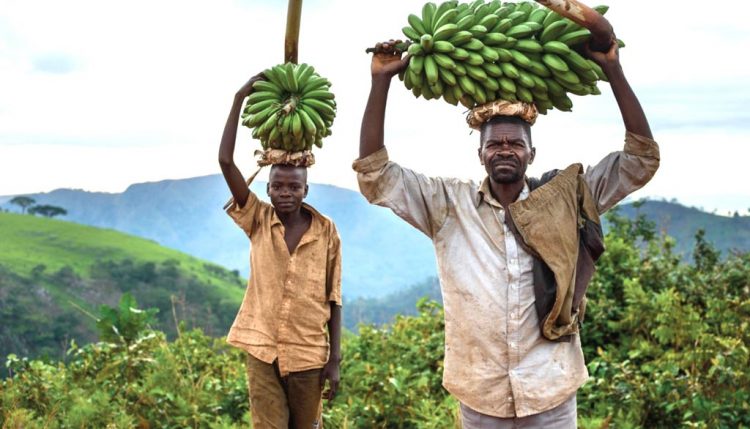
[399,0,621,113]
[241,63,335,151]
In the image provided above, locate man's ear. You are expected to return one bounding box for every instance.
[529,147,536,165]
[266,183,270,196]
[304,184,309,198]
[478,145,484,166]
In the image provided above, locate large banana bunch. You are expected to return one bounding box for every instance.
[241,63,335,151]
[399,0,621,113]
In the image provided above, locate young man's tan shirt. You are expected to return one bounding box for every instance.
[225,184,342,376]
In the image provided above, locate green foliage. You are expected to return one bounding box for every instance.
[1,210,749,428]
[28,204,67,218]
[2,327,250,428]
[0,212,245,371]
[326,299,458,428]
[578,209,750,428]
[96,293,158,345]
[9,196,35,214]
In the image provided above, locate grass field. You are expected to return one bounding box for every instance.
[0,212,245,303]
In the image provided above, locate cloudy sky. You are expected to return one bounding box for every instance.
[1,0,748,214]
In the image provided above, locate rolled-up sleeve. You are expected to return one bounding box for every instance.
[353,148,450,238]
[584,132,660,214]
[225,190,269,237]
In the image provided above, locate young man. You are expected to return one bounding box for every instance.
[354,38,659,428]
[219,74,342,429]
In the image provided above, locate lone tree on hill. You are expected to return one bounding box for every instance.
[9,196,35,214]
[29,204,67,218]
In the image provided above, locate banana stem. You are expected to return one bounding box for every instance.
[534,0,614,51]
[284,0,303,64]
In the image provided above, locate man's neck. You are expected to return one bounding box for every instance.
[489,179,525,210]
[276,206,308,227]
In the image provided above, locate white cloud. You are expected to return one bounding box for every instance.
[1,0,748,212]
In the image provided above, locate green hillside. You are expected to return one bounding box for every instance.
[0,212,245,366]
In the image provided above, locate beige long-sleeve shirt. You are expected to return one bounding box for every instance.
[352,132,659,417]
[224,186,342,376]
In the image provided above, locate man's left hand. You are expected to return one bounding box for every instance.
[320,357,340,402]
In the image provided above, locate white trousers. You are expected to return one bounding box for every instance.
[460,394,577,429]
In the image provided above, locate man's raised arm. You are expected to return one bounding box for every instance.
[583,40,660,213]
[359,41,410,160]
[587,40,653,140]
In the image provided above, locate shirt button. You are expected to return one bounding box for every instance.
[509,341,516,348]
[508,396,514,402]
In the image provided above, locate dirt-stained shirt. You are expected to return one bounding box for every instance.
[224,184,342,376]
[352,132,659,417]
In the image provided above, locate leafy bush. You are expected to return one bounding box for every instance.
[2,209,749,428]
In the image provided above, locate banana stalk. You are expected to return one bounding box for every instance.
[285,0,303,64]
[533,0,613,51]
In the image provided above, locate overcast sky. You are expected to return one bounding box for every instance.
[1,0,748,214]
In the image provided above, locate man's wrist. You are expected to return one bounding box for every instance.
[329,353,342,363]
[371,75,393,87]
[603,62,624,79]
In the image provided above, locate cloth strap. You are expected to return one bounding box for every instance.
[466,100,539,129]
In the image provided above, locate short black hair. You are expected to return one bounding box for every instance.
[479,116,533,149]
[269,164,308,182]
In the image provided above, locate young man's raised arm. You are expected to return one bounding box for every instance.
[219,74,264,208]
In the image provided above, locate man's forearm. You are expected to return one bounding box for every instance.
[359,77,392,159]
[605,63,653,140]
[328,304,342,362]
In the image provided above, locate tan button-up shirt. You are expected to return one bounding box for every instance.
[225,185,342,376]
[353,132,659,417]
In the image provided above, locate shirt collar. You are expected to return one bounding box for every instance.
[475,177,530,209]
[270,203,323,245]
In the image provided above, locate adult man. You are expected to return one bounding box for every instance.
[354,37,659,427]
[219,74,342,429]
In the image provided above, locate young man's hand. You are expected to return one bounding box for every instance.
[320,356,341,402]
[236,72,266,100]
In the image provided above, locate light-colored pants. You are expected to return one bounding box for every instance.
[460,394,577,429]
[246,354,323,429]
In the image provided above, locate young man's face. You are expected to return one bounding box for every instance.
[267,165,308,214]
[478,121,536,184]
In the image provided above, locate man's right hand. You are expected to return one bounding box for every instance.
[370,40,410,80]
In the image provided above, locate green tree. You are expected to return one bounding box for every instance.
[9,196,35,214]
[28,204,67,218]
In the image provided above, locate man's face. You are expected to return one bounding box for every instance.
[478,121,536,184]
[267,165,308,214]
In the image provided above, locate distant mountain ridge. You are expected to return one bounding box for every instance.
[1,175,437,298]
[3,175,748,298]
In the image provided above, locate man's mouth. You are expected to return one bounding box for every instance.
[492,159,518,169]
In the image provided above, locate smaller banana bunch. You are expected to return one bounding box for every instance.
[241,63,335,151]
[398,0,621,113]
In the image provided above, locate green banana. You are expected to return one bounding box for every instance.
[540,20,568,44]
[433,23,460,41]
[542,53,569,73]
[424,55,439,84]
[434,40,456,53]
[408,13,428,35]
